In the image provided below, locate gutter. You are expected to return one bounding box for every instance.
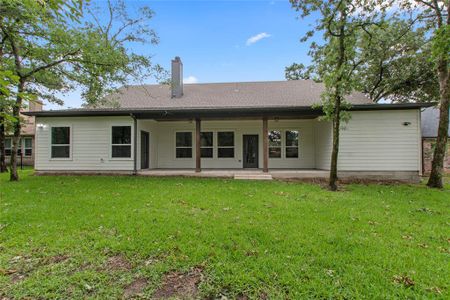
[131,113,137,176]
[22,102,437,118]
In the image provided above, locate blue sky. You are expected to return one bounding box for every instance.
[53,0,315,109]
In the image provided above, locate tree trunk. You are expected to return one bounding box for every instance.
[329,96,342,191]
[427,57,449,188]
[0,113,7,173]
[328,12,346,191]
[9,79,24,181]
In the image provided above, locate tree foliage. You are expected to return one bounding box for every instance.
[0,0,163,180]
[289,0,386,190]
[287,18,439,103]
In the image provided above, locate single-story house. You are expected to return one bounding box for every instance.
[421,107,450,174]
[24,57,432,182]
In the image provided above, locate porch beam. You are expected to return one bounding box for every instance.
[195,118,201,172]
[263,117,269,172]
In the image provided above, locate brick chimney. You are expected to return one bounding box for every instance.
[28,100,43,111]
[171,56,183,98]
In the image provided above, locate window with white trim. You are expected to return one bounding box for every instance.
[268,130,282,158]
[111,126,132,158]
[217,132,234,158]
[200,132,213,158]
[285,130,299,158]
[51,127,71,158]
[176,132,192,158]
[23,137,32,157]
[5,138,12,156]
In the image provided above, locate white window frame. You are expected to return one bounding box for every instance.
[268,129,282,159]
[200,131,214,159]
[4,137,12,156]
[23,137,33,157]
[217,131,235,159]
[285,130,299,159]
[50,125,72,160]
[175,131,194,159]
[110,125,133,160]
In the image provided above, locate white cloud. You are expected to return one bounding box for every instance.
[183,75,198,84]
[246,32,271,46]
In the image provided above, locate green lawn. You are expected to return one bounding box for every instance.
[0,170,449,299]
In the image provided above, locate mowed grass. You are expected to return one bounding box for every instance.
[0,170,449,299]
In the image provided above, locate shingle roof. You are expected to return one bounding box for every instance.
[105,80,371,109]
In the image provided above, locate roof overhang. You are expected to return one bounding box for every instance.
[23,103,435,119]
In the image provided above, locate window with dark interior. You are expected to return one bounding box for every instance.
[176,132,192,158]
[268,130,282,158]
[285,130,299,158]
[217,132,234,158]
[111,126,132,158]
[51,127,71,158]
[200,132,213,158]
[24,138,32,157]
[5,138,12,156]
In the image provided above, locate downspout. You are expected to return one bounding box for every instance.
[131,114,137,175]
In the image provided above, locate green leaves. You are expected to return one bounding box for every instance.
[431,25,450,63]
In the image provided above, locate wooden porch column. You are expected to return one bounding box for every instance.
[262,117,269,172]
[195,118,201,172]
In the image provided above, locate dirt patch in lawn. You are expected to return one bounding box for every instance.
[44,254,70,264]
[123,277,148,298]
[153,266,203,299]
[104,255,132,271]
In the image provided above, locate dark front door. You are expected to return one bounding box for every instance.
[243,135,259,168]
[140,131,150,169]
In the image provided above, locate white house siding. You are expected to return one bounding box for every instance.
[314,120,332,170]
[151,119,316,169]
[34,110,421,173]
[338,110,420,171]
[314,110,421,172]
[35,116,134,171]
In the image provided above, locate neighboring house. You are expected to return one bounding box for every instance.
[421,107,450,174]
[5,101,42,166]
[24,57,432,182]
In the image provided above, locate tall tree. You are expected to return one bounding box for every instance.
[355,19,439,103]
[411,1,450,188]
[286,19,439,104]
[289,0,382,190]
[0,0,162,181]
